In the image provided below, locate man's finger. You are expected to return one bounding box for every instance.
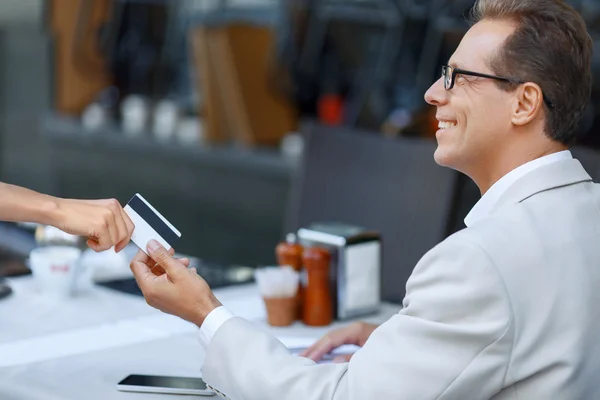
[303,344,334,362]
[150,249,175,275]
[300,339,334,361]
[131,249,150,265]
[178,257,190,267]
[301,333,344,362]
[146,240,186,280]
[131,246,174,264]
[150,265,166,276]
[130,260,154,291]
[332,354,353,363]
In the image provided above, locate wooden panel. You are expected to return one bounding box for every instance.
[189,24,298,147]
[208,27,253,144]
[190,27,230,143]
[226,24,298,146]
[49,0,112,115]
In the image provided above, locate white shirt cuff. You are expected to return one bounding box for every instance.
[198,306,235,349]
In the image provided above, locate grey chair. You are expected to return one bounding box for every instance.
[285,124,459,303]
[571,146,600,182]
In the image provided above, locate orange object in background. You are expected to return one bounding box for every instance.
[302,246,333,327]
[276,233,303,271]
[276,233,304,321]
[263,296,298,327]
[318,94,344,126]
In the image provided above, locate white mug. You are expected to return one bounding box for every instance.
[29,246,84,298]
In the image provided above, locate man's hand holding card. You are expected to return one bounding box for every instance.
[124,193,221,327]
[130,240,222,327]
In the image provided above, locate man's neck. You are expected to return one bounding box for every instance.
[474,144,569,195]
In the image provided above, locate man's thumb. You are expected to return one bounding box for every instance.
[147,240,182,278]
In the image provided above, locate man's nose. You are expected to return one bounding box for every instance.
[424,77,448,106]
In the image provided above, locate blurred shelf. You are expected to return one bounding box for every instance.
[42,114,297,180]
[181,0,280,27]
[190,6,280,27]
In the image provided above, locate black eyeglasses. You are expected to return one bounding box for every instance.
[441,65,555,110]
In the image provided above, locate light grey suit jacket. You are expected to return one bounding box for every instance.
[202,159,600,400]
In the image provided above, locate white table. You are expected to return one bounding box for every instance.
[0,276,399,399]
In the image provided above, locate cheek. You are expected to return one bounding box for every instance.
[476,93,512,124]
[464,96,511,137]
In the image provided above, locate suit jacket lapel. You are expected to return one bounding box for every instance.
[489,159,592,216]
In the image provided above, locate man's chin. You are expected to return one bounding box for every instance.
[433,147,455,168]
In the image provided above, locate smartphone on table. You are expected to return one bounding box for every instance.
[117,374,215,396]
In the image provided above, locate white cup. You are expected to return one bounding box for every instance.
[29,246,84,298]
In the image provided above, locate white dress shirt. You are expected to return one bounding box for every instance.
[199,150,574,349]
[198,306,235,348]
[464,150,573,227]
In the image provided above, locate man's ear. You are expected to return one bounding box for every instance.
[511,82,544,126]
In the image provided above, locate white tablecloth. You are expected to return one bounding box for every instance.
[0,276,400,399]
[0,278,155,344]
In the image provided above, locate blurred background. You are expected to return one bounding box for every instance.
[2,0,600,303]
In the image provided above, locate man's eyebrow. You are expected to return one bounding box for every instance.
[449,61,466,70]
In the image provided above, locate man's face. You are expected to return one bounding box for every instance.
[424,19,518,175]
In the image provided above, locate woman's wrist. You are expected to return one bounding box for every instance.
[37,195,61,226]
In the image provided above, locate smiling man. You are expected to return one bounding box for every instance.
[425,14,581,197]
[130,0,600,399]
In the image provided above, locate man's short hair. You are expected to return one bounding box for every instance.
[471,0,593,145]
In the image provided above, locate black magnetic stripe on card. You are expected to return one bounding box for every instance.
[127,195,180,245]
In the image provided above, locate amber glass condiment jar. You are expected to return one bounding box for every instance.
[275,233,303,271]
[302,246,333,326]
[276,233,304,320]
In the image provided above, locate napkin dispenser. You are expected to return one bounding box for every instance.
[298,223,381,320]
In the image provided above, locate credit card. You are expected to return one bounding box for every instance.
[124,193,181,255]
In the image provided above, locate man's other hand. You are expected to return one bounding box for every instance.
[130,240,222,327]
[300,322,378,363]
[53,198,134,252]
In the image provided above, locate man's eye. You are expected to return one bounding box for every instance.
[456,75,467,85]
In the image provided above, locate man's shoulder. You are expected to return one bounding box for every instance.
[461,179,600,240]
[436,222,501,255]
[430,179,600,271]
[416,228,498,274]
[428,208,542,269]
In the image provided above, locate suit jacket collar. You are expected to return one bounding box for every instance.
[488,158,592,217]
